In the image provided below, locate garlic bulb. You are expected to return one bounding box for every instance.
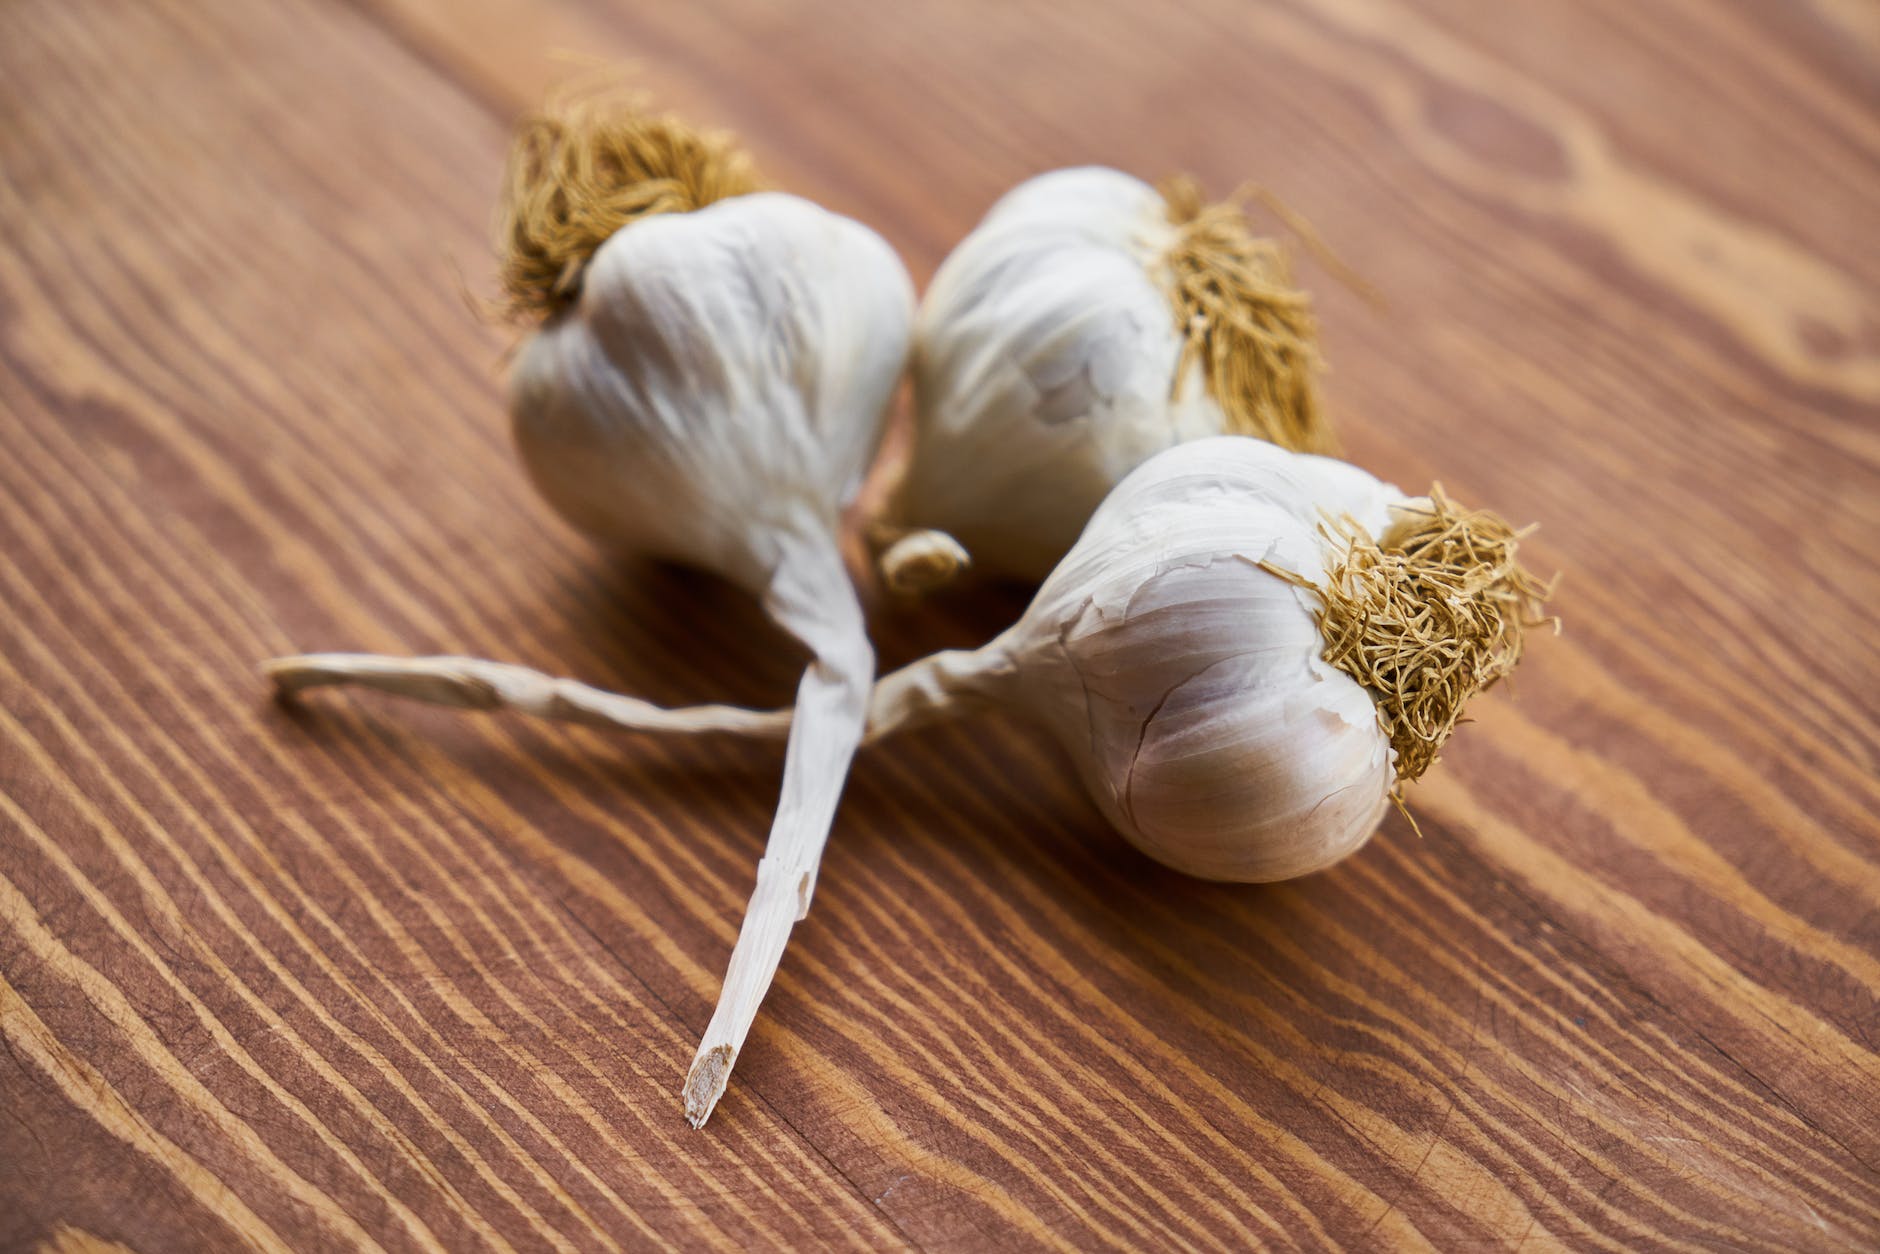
[269,96,914,1127]
[876,167,1337,592]
[276,437,1550,885]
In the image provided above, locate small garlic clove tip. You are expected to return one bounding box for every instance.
[879,528,971,595]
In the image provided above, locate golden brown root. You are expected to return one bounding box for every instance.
[1157,176,1336,456]
[497,88,762,322]
[1265,487,1555,782]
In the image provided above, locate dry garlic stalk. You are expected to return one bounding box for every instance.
[271,94,914,1127]
[874,167,1335,592]
[276,438,1551,886]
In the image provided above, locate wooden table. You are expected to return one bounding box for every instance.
[2,0,1875,1248]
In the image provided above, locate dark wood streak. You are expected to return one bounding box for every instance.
[1,0,1876,1248]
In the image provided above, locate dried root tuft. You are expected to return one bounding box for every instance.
[1268,487,1555,783]
[1157,176,1336,456]
[497,89,761,322]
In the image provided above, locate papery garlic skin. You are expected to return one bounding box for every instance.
[510,192,913,593]
[979,437,1405,880]
[895,168,1220,582]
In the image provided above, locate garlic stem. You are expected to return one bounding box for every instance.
[267,643,1012,747]
[264,653,791,738]
[678,527,872,1124]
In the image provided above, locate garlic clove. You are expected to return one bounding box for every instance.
[1027,552,1394,881]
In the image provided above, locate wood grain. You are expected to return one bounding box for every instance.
[1,0,1875,1248]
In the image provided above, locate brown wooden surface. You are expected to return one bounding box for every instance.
[2,0,1877,1249]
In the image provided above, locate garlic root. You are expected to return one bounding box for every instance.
[1158,175,1333,456]
[497,87,761,323]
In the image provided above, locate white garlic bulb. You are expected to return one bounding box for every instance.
[877,167,1336,591]
[972,439,1405,878]
[269,98,913,1127]
[512,192,914,1128]
[278,437,1549,885]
